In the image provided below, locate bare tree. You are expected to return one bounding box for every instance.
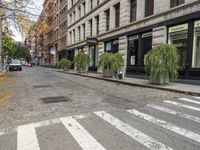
[0,0,43,70]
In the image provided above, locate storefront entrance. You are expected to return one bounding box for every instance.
[89,45,98,71]
[127,32,152,74]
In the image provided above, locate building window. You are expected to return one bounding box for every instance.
[97,0,100,5]
[89,19,92,36]
[70,31,72,44]
[105,9,110,31]
[145,0,154,17]
[78,26,81,41]
[141,32,152,65]
[96,15,99,35]
[82,24,85,40]
[192,20,200,68]
[73,11,76,22]
[168,23,188,68]
[91,0,93,10]
[170,0,185,8]
[70,14,72,24]
[114,3,120,28]
[105,39,119,53]
[128,35,138,66]
[78,6,81,19]
[130,0,137,22]
[73,29,75,43]
[82,2,86,16]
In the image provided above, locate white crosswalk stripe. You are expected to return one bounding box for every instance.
[147,104,200,123]
[95,111,173,150]
[60,116,106,150]
[164,101,200,112]
[179,98,200,105]
[127,108,200,143]
[17,124,40,150]
[193,97,200,100]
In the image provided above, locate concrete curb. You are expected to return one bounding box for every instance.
[53,70,200,96]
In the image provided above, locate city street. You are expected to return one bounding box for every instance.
[0,67,200,149]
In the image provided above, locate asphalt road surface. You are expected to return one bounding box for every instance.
[0,67,200,150]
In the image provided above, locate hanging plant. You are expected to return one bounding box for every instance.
[144,44,180,84]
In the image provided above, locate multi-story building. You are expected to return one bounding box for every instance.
[67,0,200,79]
[58,0,68,61]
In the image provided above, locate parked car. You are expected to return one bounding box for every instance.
[9,59,22,71]
[27,63,32,67]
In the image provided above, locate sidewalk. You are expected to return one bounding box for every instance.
[42,67,200,96]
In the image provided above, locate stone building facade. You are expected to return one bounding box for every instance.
[67,0,200,78]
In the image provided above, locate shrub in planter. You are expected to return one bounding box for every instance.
[144,44,180,84]
[74,52,90,73]
[99,52,124,77]
[59,58,71,71]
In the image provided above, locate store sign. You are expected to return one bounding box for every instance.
[195,20,200,28]
[50,47,56,55]
[169,24,188,33]
[87,37,98,45]
[129,35,138,41]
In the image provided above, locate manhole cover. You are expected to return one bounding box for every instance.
[41,96,72,103]
[33,85,51,88]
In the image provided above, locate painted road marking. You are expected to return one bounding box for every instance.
[148,104,200,123]
[127,109,200,143]
[193,97,200,100]
[17,124,40,150]
[60,116,106,150]
[95,111,173,150]
[179,98,200,105]
[164,101,200,112]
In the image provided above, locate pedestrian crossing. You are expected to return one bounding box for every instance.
[1,96,200,150]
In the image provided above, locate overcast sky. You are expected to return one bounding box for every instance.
[12,0,44,42]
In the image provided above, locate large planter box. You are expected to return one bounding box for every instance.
[149,74,169,85]
[77,67,87,73]
[103,69,113,78]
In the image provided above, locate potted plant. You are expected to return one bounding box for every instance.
[74,52,90,73]
[99,52,124,77]
[59,58,71,71]
[144,44,180,84]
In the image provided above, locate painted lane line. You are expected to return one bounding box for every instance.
[95,111,173,150]
[164,101,200,112]
[148,104,200,123]
[127,109,200,143]
[60,117,106,150]
[193,97,200,100]
[179,98,200,105]
[17,124,40,150]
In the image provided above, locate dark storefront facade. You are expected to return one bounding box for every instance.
[126,12,200,79]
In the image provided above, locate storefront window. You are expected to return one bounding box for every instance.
[192,20,200,68]
[168,23,188,68]
[128,35,138,66]
[105,41,112,51]
[142,32,152,65]
[105,39,119,53]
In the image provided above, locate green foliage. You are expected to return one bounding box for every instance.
[59,58,71,71]
[99,52,124,72]
[12,44,32,63]
[144,44,180,84]
[74,52,90,71]
[2,37,16,58]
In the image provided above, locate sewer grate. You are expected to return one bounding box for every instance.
[41,96,72,103]
[33,85,51,88]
